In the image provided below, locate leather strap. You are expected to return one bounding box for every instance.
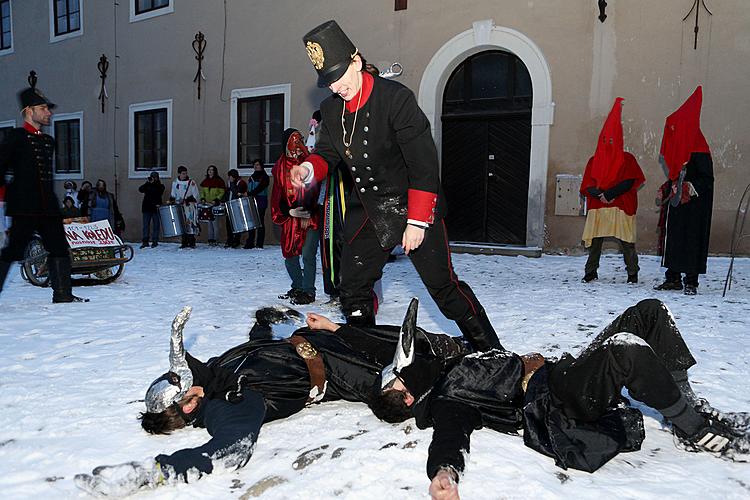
[288,335,327,403]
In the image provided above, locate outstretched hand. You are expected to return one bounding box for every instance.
[306,313,340,332]
[429,469,460,500]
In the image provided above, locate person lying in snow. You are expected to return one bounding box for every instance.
[369,298,749,500]
[75,304,470,496]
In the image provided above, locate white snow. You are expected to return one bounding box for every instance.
[0,245,749,499]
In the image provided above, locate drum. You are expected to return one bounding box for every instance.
[211,204,227,217]
[197,203,215,222]
[159,204,185,238]
[226,197,262,234]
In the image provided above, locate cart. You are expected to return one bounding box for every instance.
[21,219,134,287]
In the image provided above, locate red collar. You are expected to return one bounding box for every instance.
[345,72,374,113]
[23,122,42,135]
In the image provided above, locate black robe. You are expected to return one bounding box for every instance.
[662,152,714,274]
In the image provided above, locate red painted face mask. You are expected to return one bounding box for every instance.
[285,132,309,159]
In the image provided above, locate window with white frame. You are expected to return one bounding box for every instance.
[0,0,13,55]
[130,0,172,23]
[129,99,171,178]
[230,84,290,173]
[0,119,15,144]
[49,0,82,42]
[51,112,83,178]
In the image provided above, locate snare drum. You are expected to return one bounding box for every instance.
[197,203,215,222]
[211,204,227,217]
[226,197,262,233]
[159,204,185,238]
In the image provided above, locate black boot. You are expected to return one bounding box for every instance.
[0,259,11,294]
[48,257,88,303]
[344,301,376,327]
[140,240,149,249]
[456,307,503,351]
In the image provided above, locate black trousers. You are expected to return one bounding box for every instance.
[246,206,266,248]
[1,215,69,262]
[339,219,483,322]
[666,269,699,287]
[584,237,639,276]
[548,299,697,422]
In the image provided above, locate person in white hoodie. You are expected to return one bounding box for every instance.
[170,165,200,248]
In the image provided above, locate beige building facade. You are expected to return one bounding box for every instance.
[1,0,748,255]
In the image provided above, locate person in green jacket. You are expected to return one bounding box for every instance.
[199,165,226,246]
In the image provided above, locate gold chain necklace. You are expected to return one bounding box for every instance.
[341,73,363,160]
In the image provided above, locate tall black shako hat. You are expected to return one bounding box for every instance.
[18,87,56,111]
[303,20,357,88]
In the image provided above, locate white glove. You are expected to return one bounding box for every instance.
[289,207,311,219]
[74,459,169,497]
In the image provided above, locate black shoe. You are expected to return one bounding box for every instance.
[676,418,742,456]
[581,272,598,283]
[654,280,683,291]
[291,292,315,305]
[49,257,89,303]
[140,241,149,249]
[243,241,255,249]
[0,260,11,294]
[278,288,301,300]
[627,274,638,284]
[151,241,159,248]
[684,284,698,295]
[224,242,232,248]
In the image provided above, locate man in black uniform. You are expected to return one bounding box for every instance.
[74,305,469,496]
[0,87,86,303]
[291,20,500,352]
[370,299,747,500]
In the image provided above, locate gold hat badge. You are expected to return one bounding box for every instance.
[306,41,325,70]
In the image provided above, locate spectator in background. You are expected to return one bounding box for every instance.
[170,166,200,249]
[224,168,247,248]
[63,181,79,208]
[77,180,92,217]
[244,159,269,249]
[61,196,80,220]
[89,179,125,236]
[199,165,226,247]
[139,171,165,248]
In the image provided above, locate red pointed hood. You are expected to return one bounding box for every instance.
[589,97,625,188]
[659,86,711,180]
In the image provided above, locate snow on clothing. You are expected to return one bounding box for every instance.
[411,299,696,479]
[580,98,646,248]
[271,141,321,259]
[658,87,714,277]
[171,178,200,235]
[156,323,454,478]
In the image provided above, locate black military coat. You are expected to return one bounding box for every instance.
[313,76,447,249]
[0,127,61,217]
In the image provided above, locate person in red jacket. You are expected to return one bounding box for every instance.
[271,128,322,305]
[580,98,645,283]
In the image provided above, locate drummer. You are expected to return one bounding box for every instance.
[224,169,248,248]
[170,166,201,249]
[199,165,226,247]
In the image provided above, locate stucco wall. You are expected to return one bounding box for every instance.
[0,1,747,254]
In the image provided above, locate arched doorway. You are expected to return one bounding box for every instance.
[441,50,532,245]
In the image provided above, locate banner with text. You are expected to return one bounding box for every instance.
[64,220,120,248]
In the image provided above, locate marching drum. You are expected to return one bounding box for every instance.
[211,204,227,217]
[226,197,262,234]
[159,204,185,238]
[197,203,215,222]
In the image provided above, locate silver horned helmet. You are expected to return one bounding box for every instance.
[144,306,194,413]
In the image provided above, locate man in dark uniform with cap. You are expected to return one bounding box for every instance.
[0,86,87,302]
[290,20,501,352]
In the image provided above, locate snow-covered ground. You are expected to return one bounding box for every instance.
[0,244,748,499]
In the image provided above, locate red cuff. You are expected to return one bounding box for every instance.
[306,154,330,184]
[407,189,438,224]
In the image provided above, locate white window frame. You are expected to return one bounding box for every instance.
[0,0,14,57]
[129,99,172,179]
[0,119,16,130]
[48,0,83,43]
[129,0,173,23]
[229,83,291,176]
[50,111,84,181]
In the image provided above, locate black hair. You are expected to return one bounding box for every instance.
[368,389,413,424]
[227,168,239,179]
[312,110,321,122]
[139,405,188,435]
[177,165,188,174]
[252,158,263,166]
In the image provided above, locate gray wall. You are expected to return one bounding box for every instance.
[1,1,748,254]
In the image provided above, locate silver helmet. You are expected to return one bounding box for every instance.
[144,306,194,413]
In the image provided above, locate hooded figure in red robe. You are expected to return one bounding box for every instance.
[271,128,322,304]
[654,86,714,295]
[580,98,645,283]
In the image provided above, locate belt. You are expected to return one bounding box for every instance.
[288,335,327,403]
